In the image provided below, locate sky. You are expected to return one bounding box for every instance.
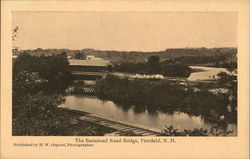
[13,12,237,51]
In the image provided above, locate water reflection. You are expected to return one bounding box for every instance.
[61,95,236,134]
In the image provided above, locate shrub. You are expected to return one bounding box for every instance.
[161,125,233,136]
[12,53,73,136]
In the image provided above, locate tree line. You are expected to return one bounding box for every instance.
[164,54,237,68]
[20,47,237,64]
[114,55,192,77]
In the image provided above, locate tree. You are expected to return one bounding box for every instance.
[13,53,72,94]
[12,26,19,54]
[74,52,86,60]
[217,71,237,122]
[161,63,191,77]
[216,59,237,122]
[147,56,161,73]
[11,26,74,135]
[12,26,19,41]
[12,55,74,135]
[61,51,67,57]
[12,71,73,135]
[147,55,160,65]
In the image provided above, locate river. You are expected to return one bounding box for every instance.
[60,66,237,135]
[188,66,230,81]
[60,95,236,134]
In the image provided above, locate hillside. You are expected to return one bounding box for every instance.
[19,47,237,64]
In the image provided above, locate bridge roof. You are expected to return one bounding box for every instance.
[69,59,111,67]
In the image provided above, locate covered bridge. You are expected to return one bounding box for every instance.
[69,59,112,72]
[69,59,112,80]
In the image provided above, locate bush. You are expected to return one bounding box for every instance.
[161,63,191,77]
[13,53,72,94]
[161,125,233,136]
[12,53,73,135]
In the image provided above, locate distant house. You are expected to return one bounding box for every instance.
[69,58,112,72]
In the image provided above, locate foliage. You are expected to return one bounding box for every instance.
[12,52,114,136]
[13,52,72,94]
[12,26,19,41]
[74,52,86,60]
[12,71,74,135]
[13,94,71,135]
[114,62,149,74]
[114,56,191,77]
[96,75,234,123]
[216,70,237,122]
[161,125,233,136]
[20,47,237,64]
[12,52,74,135]
[12,26,19,54]
[147,55,161,73]
[166,54,227,65]
[161,63,191,77]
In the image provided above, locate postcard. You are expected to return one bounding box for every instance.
[1,0,249,158]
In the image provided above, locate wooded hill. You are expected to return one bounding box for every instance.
[20,47,237,64]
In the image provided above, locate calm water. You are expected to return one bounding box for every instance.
[61,95,236,134]
[188,66,230,81]
[60,66,236,134]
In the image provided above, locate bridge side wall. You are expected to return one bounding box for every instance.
[70,65,108,72]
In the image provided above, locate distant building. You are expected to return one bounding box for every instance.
[69,58,112,72]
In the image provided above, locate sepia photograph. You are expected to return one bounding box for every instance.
[1,1,249,159]
[12,11,238,137]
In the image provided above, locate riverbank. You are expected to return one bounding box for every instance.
[56,108,116,136]
[58,108,162,136]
